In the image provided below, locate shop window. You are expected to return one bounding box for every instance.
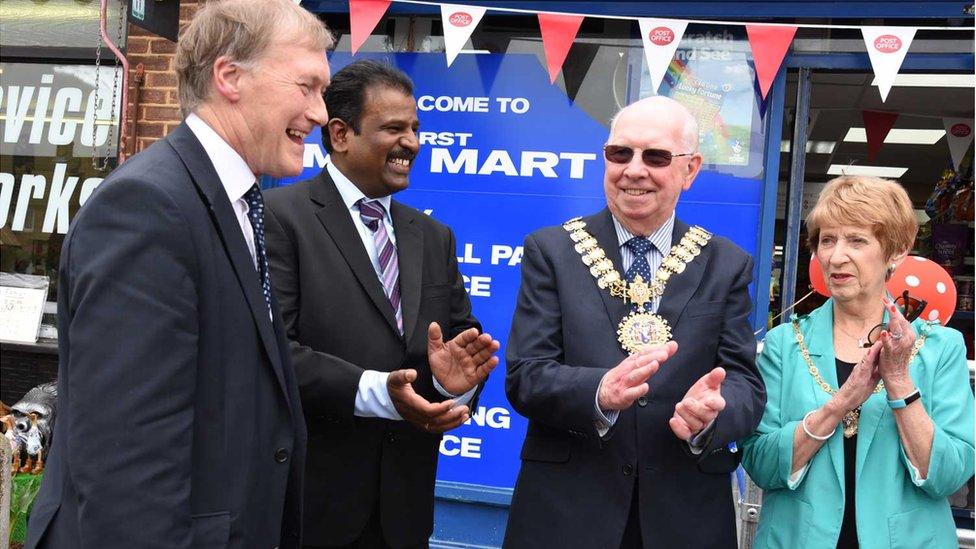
[0,62,122,304]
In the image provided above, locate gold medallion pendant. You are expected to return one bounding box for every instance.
[842,408,860,438]
[562,218,711,355]
[617,311,673,354]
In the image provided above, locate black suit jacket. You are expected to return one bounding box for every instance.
[504,209,765,549]
[263,170,481,548]
[26,123,307,548]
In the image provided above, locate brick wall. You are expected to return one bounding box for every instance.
[124,1,200,155]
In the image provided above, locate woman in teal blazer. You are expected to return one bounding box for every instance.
[741,176,974,549]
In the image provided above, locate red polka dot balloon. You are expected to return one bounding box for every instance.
[808,257,830,297]
[885,256,957,325]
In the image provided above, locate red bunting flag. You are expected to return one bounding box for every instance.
[862,110,899,162]
[537,12,585,84]
[349,0,392,54]
[745,25,798,100]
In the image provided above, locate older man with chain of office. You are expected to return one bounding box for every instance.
[504,96,766,548]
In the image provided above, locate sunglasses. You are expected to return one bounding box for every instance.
[859,290,927,348]
[603,145,695,168]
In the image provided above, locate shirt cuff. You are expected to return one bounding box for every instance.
[432,375,478,407]
[354,370,403,420]
[907,461,927,486]
[687,419,716,455]
[788,463,810,489]
[593,381,619,438]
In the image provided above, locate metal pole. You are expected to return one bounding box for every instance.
[780,68,812,319]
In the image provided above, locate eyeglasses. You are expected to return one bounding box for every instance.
[603,145,696,168]
[859,290,927,348]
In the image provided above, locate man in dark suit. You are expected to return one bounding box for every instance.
[504,96,766,548]
[263,60,499,549]
[25,2,333,547]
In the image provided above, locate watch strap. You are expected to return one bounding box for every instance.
[887,389,921,409]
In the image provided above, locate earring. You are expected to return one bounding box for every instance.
[885,263,896,279]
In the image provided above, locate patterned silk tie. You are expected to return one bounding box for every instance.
[358,199,403,334]
[244,183,272,313]
[625,236,654,284]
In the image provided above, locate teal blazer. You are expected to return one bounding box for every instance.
[741,300,974,549]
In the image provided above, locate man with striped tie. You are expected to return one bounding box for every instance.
[264,60,499,549]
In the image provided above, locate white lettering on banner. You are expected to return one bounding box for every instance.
[439,435,482,458]
[1,164,104,233]
[462,274,491,297]
[0,173,15,228]
[457,243,482,264]
[417,131,473,146]
[304,144,328,168]
[673,30,735,62]
[417,95,490,113]
[41,163,79,233]
[495,97,530,114]
[1,76,112,147]
[490,245,524,266]
[429,148,596,180]
[466,406,511,429]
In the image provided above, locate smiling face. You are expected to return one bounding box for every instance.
[231,37,331,178]
[604,99,702,235]
[330,85,420,198]
[815,224,892,303]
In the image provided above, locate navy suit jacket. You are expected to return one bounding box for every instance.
[26,123,307,549]
[504,209,765,548]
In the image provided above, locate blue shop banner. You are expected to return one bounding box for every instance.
[270,50,764,491]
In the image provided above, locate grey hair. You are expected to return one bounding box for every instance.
[175,0,334,117]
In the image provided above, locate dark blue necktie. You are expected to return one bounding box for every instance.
[244,183,272,313]
[625,236,654,283]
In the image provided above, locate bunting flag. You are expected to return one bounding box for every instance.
[943,117,974,171]
[349,0,392,54]
[862,26,916,102]
[745,25,798,100]
[537,12,585,83]
[637,18,688,94]
[862,110,899,161]
[441,4,487,67]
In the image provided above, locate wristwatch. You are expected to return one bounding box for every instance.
[887,389,921,409]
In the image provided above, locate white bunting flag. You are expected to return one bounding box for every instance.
[862,26,916,102]
[943,117,974,172]
[441,4,487,67]
[637,18,689,94]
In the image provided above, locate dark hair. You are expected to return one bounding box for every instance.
[322,59,414,153]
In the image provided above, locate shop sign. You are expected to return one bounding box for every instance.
[649,26,676,46]
[0,63,120,235]
[449,11,473,27]
[873,34,903,53]
[950,123,972,137]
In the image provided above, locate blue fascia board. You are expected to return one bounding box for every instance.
[786,52,975,70]
[435,480,514,507]
[304,1,974,20]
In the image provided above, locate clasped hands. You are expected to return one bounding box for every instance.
[832,297,919,412]
[597,341,728,442]
[388,322,500,433]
